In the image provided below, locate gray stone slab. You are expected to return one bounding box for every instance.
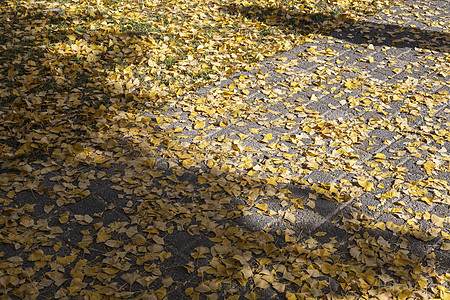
[66,193,107,213]
[291,209,329,237]
[305,96,342,115]
[232,206,280,232]
[323,108,358,121]
[307,219,351,243]
[398,157,430,182]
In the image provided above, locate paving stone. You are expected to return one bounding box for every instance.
[100,207,130,223]
[159,246,193,282]
[351,192,403,220]
[306,169,341,185]
[398,157,429,182]
[306,96,342,115]
[289,208,330,238]
[323,108,357,121]
[65,194,107,215]
[232,207,280,233]
[432,247,450,275]
[395,234,435,260]
[12,190,60,216]
[355,127,399,155]
[307,219,351,244]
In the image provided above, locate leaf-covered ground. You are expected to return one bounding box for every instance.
[1,0,450,298]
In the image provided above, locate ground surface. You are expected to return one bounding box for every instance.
[0,0,449,298]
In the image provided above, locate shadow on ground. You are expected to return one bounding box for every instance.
[223,2,450,53]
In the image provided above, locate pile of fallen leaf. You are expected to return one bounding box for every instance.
[1,0,450,298]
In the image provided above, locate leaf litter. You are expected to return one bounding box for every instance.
[0,0,449,298]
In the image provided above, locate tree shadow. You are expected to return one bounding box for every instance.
[330,21,450,53]
[222,3,450,53]
[221,3,333,34]
[0,3,158,162]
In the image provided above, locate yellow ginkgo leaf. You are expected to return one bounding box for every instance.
[357,179,374,192]
[261,133,273,143]
[238,133,248,140]
[374,153,386,160]
[423,161,434,175]
[194,121,205,129]
[441,242,450,251]
[255,203,268,211]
